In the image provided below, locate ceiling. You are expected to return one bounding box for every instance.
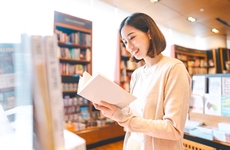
[99,0,230,38]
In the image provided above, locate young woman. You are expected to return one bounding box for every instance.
[94,12,191,150]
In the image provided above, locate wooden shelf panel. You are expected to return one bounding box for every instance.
[74,124,125,145]
[189,112,230,127]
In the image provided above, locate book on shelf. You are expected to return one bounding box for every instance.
[221,96,230,117]
[43,35,65,150]
[191,75,207,95]
[77,71,136,109]
[32,34,65,150]
[204,94,221,116]
[32,35,55,150]
[189,94,204,114]
[208,76,222,95]
[222,77,230,96]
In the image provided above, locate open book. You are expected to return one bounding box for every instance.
[77,71,136,109]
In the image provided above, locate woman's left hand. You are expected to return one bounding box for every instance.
[93,101,118,118]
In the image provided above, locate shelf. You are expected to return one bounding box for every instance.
[61,74,80,77]
[59,58,90,64]
[63,90,78,93]
[58,42,91,49]
[74,124,125,145]
[64,104,89,108]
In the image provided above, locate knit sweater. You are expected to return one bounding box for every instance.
[111,55,191,150]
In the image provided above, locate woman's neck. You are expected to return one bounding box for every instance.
[144,53,163,67]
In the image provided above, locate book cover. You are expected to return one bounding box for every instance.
[222,77,230,96]
[208,77,222,96]
[43,35,65,150]
[221,96,230,117]
[77,71,136,109]
[191,75,207,95]
[189,94,204,113]
[31,35,55,150]
[204,94,221,116]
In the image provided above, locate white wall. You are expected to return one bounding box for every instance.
[0,0,228,81]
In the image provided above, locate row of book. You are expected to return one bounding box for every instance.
[188,67,208,75]
[60,63,86,76]
[190,75,230,117]
[55,29,91,46]
[64,106,90,123]
[58,47,91,61]
[62,82,78,91]
[63,95,89,107]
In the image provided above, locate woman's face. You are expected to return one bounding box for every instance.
[121,25,151,60]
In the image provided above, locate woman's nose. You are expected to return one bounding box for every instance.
[126,42,134,52]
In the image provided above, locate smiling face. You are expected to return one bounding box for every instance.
[121,25,151,60]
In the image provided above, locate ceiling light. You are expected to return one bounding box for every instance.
[187,17,196,22]
[150,0,159,3]
[200,8,204,12]
[212,28,219,33]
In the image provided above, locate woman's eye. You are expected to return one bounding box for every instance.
[130,36,135,40]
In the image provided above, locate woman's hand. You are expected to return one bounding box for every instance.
[93,101,118,118]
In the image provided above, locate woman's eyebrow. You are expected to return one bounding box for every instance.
[127,32,134,37]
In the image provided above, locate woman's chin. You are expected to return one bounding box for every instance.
[134,55,142,60]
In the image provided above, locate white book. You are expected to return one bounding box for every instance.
[208,77,222,96]
[44,35,65,150]
[77,71,136,109]
[192,75,207,95]
[222,77,230,96]
[204,94,221,116]
[31,35,55,150]
[189,94,204,113]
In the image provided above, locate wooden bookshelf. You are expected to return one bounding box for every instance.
[207,48,230,74]
[171,44,212,76]
[75,124,125,146]
[54,11,125,145]
[54,11,93,123]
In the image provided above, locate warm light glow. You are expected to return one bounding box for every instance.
[212,28,219,33]
[187,17,196,22]
[150,0,159,3]
[200,8,204,12]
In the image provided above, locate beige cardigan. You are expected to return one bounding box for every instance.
[111,56,191,150]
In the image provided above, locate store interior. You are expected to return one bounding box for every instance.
[0,0,230,150]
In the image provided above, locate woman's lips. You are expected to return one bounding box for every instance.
[132,49,139,56]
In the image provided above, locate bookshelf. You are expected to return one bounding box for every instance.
[171,44,212,76]
[54,11,125,145]
[119,39,144,91]
[207,48,230,74]
[0,43,15,115]
[54,11,93,124]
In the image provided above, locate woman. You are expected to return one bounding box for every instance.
[94,12,191,150]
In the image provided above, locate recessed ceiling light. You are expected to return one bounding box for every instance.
[212,28,219,33]
[200,8,204,12]
[150,0,159,3]
[187,17,196,22]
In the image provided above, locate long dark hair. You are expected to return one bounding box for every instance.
[119,12,166,62]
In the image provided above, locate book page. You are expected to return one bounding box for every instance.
[78,71,92,92]
[78,71,136,109]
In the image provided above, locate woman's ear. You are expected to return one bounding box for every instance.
[147,30,151,40]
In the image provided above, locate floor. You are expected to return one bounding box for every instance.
[88,140,123,150]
